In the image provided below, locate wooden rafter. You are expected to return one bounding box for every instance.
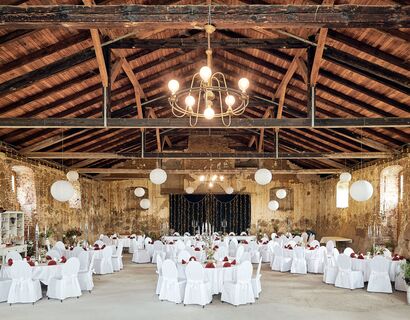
[148,109,162,152]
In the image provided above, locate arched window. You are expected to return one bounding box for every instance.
[336,181,349,208]
[11,165,37,216]
[380,165,403,219]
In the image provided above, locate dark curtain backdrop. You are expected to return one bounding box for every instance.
[169,194,251,234]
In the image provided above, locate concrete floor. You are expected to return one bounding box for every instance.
[0,254,408,320]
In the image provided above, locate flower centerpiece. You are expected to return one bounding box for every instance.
[371,245,386,256]
[63,228,82,246]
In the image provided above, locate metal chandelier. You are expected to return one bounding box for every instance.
[167,24,250,127]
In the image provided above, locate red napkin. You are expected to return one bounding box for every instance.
[205,262,215,268]
[275,235,279,238]
[213,245,219,250]
[83,247,88,251]
[288,247,293,250]
[223,262,231,268]
[194,247,201,251]
[148,241,153,244]
[223,256,229,262]
[242,240,248,244]
[231,259,237,265]
[189,256,196,261]
[60,256,67,263]
[94,247,100,251]
[358,254,365,260]
[48,260,57,266]
[350,253,356,258]
[182,259,187,264]
[28,261,35,267]
[392,256,399,261]
[112,237,117,240]
[7,259,13,266]
[70,247,74,251]
[46,255,52,260]
[128,236,131,238]
[26,255,31,260]
[309,247,315,251]
[101,245,106,249]
[215,237,220,241]
[169,241,174,245]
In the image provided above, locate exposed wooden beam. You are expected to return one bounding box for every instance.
[109,37,308,49]
[258,107,272,152]
[119,57,146,100]
[1,5,408,29]
[296,57,308,84]
[0,29,34,46]
[310,27,328,86]
[78,168,343,175]
[148,109,162,152]
[0,117,409,129]
[110,58,123,85]
[25,151,394,160]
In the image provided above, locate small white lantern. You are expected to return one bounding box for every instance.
[140,199,151,210]
[276,189,287,199]
[268,200,279,211]
[185,187,194,194]
[50,180,74,202]
[150,168,167,185]
[225,186,234,194]
[134,187,145,197]
[339,172,352,182]
[66,170,79,182]
[255,168,272,185]
[349,180,373,202]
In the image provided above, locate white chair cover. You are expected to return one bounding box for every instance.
[271,246,292,272]
[152,241,166,264]
[0,278,11,302]
[270,233,277,240]
[47,257,82,301]
[5,251,22,262]
[72,247,83,257]
[132,240,151,264]
[177,250,191,263]
[221,261,255,306]
[183,261,212,307]
[291,247,307,274]
[334,254,364,290]
[155,256,163,295]
[77,250,89,272]
[229,238,238,257]
[307,246,326,274]
[235,245,245,262]
[7,260,42,304]
[301,232,308,244]
[112,242,124,271]
[309,240,320,248]
[250,241,261,264]
[159,260,186,304]
[251,258,262,298]
[323,249,338,284]
[54,241,66,252]
[94,240,104,247]
[367,256,392,293]
[78,254,95,292]
[394,263,408,292]
[94,246,114,275]
[128,238,137,254]
[343,247,354,256]
[46,249,61,260]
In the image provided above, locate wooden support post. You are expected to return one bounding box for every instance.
[103,46,111,119]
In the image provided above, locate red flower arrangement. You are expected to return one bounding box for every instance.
[60,256,67,263]
[223,262,231,268]
[350,252,356,258]
[182,259,187,264]
[231,259,237,265]
[7,259,13,266]
[194,247,201,252]
[46,255,52,260]
[28,261,35,267]
[205,262,215,268]
[48,260,57,266]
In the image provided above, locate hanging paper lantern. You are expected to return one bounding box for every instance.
[66,170,79,182]
[276,189,287,199]
[134,187,145,197]
[50,180,74,202]
[185,187,194,194]
[268,200,279,211]
[225,186,234,194]
[140,199,151,210]
[349,180,373,202]
[254,168,272,185]
[149,168,167,185]
[339,172,352,182]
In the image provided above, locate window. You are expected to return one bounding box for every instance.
[380,165,403,219]
[336,181,349,208]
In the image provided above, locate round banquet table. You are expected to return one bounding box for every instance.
[177,261,236,295]
[283,248,315,260]
[351,257,403,282]
[0,263,62,285]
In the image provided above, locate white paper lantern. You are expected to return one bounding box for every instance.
[349,180,373,202]
[149,168,167,185]
[268,200,279,211]
[66,170,79,182]
[254,168,272,185]
[50,180,74,202]
[140,198,151,210]
[134,187,145,197]
[339,172,352,182]
[185,187,194,194]
[276,189,287,199]
[225,186,234,194]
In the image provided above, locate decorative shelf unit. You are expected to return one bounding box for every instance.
[0,211,25,245]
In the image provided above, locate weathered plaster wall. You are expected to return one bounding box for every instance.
[317,155,410,256]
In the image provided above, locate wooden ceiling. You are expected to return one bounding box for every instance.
[0,0,409,178]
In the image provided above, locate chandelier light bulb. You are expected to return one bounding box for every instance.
[225,95,236,107]
[211,174,218,182]
[208,182,214,188]
[199,175,205,182]
[185,95,195,108]
[168,79,179,94]
[238,77,250,92]
[204,106,215,120]
[199,66,212,82]
[219,175,224,181]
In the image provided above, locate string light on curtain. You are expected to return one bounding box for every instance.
[167,7,249,127]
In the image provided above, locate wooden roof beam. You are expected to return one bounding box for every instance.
[1,5,408,29]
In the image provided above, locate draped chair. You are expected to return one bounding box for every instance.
[159,260,186,304]
[250,241,261,264]
[7,261,42,305]
[334,254,364,290]
[47,257,82,302]
[112,242,124,271]
[78,254,95,293]
[53,241,66,255]
[5,251,22,262]
[251,258,262,298]
[343,247,354,256]
[94,246,114,275]
[183,261,212,307]
[155,256,164,295]
[291,247,307,274]
[46,249,61,260]
[221,261,255,306]
[367,256,392,293]
[323,249,338,285]
[271,246,292,272]
[152,241,166,264]
[132,238,151,264]
[0,278,11,302]
[307,246,326,274]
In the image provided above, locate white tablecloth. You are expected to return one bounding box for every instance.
[351,257,403,282]
[228,236,256,242]
[0,263,62,285]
